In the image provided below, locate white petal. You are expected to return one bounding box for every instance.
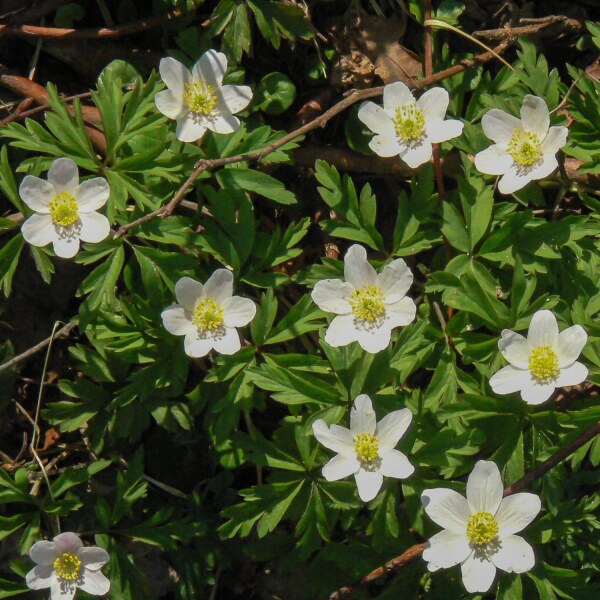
[385,296,416,329]
[417,87,449,121]
[520,95,549,138]
[421,488,471,533]
[344,244,377,288]
[474,144,513,175]
[53,533,83,554]
[77,547,110,571]
[324,314,359,347]
[183,333,214,358]
[159,56,190,96]
[423,530,471,570]
[211,327,241,355]
[369,134,402,157]
[460,553,497,593]
[155,89,186,120]
[379,449,414,479]
[175,277,203,311]
[204,268,233,303]
[161,305,194,336]
[527,310,559,348]
[207,110,240,134]
[358,101,392,135]
[19,175,54,212]
[75,178,109,212]
[489,365,532,395]
[312,420,355,455]
[354,469,383,502]
[218,84,252,115]
[48,158,79,194]
[193,49,227,87]
[29,541,58,566]
[466,460,503,515]
[378,258,412,303]
[425,118,464,143]
[79,569,110,595]
[222,296,256,327]
[383,81,414,114]
[376,408,412,449]
[556,325,587,367]
[22,213,55,247]
[520,381,555,405]
[482,109,522,145]
[498,330,530,369]
[498,167,535,195]
[496,493,541,536]
[52,235,80,259]
[311,279,353,314]
[542,126,568,154]
[555,362,588,387]
[78,212,110,244]
[50,579,77,600]
[356,325,392,353]
[528,154,559,181]
[491,535,535,573]
[26,565,54,590]
[175,114,207,142]
[401,141,433,168]
[350,394,376,434]
[322,453,360,481]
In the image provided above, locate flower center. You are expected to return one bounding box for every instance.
[354,432,379,463]
[528,345,559,384]
[507,129,543,167]
[350,285,385,323]
[466,512,499,545]
[183,80,217,116]
[49,192,79,227]
[393,103,426,143]
[53,552,81,581]
[192,297,224,331]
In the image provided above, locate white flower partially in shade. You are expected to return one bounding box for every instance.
[311,244,416,353]
[312,394,414,502]
[19,158,110,259]
[357,81,464,168]
[474,95,568,194]
[26,531,110,599]
[421,461,541,594]
[489,310,588,405]
[161,270,256,358]
[155,50,252,143]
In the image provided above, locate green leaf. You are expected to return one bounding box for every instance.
[217,167,297,205]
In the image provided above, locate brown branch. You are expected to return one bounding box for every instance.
[474,16,584,41]
[0,7,192,40]
[114,40,514,239]
[329,418,600,598]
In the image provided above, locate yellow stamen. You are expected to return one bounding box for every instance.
[354,432,379,463]
[507,129,543,167]
[49,192,79,227]
[466,512,499,545]
[350,285,385,323]
[393,103,426,142]
[528,345,559,384]
[192,297,224,331]
[53,552,81,581]
[183,80,217,116]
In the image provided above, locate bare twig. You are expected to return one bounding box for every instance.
[474,16,583,41]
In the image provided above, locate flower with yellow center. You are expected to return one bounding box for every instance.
[358,81,463,168]
[26,531,111,598]
[490,310,588,405]
[312,394,414,502]
[311,245,416,353]
[475,95,568,194]
[422,461,542,594]
[161,270,256,358]
[49,191,79,227]
[155,50,253,143]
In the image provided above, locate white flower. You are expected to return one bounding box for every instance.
[474,95,568,194]
[312,394,414,502]
[26,531,110,599]
[421,461,541,594]
[357,81,464,168]
[161,270,256,358]
[489,309,588,405]
[155,49,252,143]
[311,244,416,353]
[19,158,110,259]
